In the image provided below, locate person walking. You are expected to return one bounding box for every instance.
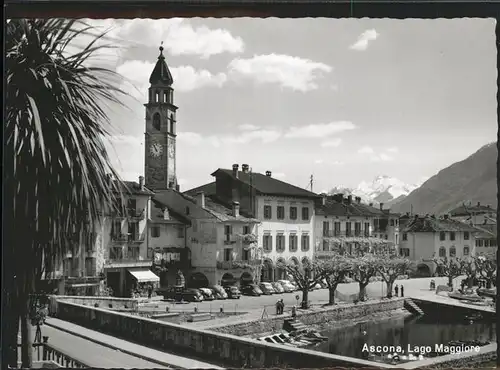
[275,300,281,315]
[400,285,404,298]
[394,285,399,297]
[291,305,297,319]
[279,299,285,315]
[147,284,153,299]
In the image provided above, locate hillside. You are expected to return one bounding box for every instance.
[391,142,497,215]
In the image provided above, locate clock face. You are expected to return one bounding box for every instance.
[150,142,163,157]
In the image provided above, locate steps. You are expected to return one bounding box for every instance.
[404,298,425,316]
[283,318,308,332]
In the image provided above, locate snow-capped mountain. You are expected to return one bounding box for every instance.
[329,175,424,206]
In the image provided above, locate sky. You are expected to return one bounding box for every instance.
[83,18,497,193]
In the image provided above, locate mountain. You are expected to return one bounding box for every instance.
[391,142,497,215]
[329,175,422,206]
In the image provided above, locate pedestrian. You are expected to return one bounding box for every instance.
[279,299,285,314]
[400,285,404,297]
[275,300,281,315]
[394,285,399,297]
[148,284,153,299]
[291,305,297,319]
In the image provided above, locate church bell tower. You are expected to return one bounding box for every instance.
[144,44,178,191]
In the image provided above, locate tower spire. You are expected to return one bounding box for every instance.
[149,41,173,86]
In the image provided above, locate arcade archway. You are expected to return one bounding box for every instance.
[188,272,209,288]
[261,259,274,282]
[221,273,236,287]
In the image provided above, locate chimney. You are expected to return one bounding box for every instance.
[355,196,361,204]
[380,203,384,210]
[139,176,144,190]
[232,164,239,178]
[196,191,205,208]
[347,195,353,204]
[232,201,240,217]
[369,202,374,207]
[322,194,327,206]
[266,171,272,177]
[242,164,249,173]
[477,202,481,207]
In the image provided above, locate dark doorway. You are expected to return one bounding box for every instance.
[106,272,121,297]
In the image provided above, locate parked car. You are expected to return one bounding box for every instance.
[198,287,215,301]
[271,282,285,294]
[259,282,276,295]
[182,288,204,302]
[224,286,241,299]
[277,280,295,293]
[157,285,184,301]
[241,284,262,296]
[290,281,300,291]
[210,285,228,300]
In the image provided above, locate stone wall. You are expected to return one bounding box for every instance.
[212,299,405,336]
[50,296,138,316]
[56,301,395,369]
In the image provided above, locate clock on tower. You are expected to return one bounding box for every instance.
[144,44,178,191]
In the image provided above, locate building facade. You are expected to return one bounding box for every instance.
[186,164,319,283]
[314,194,398,259]
[399,215,478,276]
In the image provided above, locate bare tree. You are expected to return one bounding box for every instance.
[433,256,463,288]
[277,260,323,309]
[377,256,414,298]
[458,257,476,288]
[315,255,352,305]
[350,254,380,301]
[474,253,497,288]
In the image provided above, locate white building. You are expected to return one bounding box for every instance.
[186,164,319,283]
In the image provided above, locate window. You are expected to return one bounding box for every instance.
[289,234,298,252]
[395,234,399,245]
[110,247,123,260]
[151,226,160,238]
[127,199,136,213]
[322,240,329,251]
[301,234,310,251]
[224,225,232,241]
[385,234,388,240]
[264,205,272,219]
[301,207,309,220]
[128,222,139,241]
[449,246,456,257]
[390,219,395,226]
[243,225,250,235]
[224,248,233,262]
[439,232,446,241]
[242,249,250,261]
[476,239,483,247]
[346,222,352,236]
[484,240,489,247]
[152,113,161,131]
[364,222,370,236]
[402,233,408,241]
[395,219,399,226]
[112,220,122,237]
[463,246,470,256]
[450,232,456,241]
[169,114,175,134]
[439,247,446,257]
[464,231,470,240]
[185,206,190,215]
[491,239,497,247]
[354,222,361,236]
[263,234,272,252]
[322,221,330,236]
[177,226,185,238]
[289,207,297,220]
[128,246,140,259]
[277,206,285,220]
[400,248,410,257]
[85,257,95,276]
[276,234,285,252]
[334,222,341,236]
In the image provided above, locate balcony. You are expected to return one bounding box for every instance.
[322,231,371,238]
[110,234,145,243]
[216,259,261,270]
[109,209,145,220]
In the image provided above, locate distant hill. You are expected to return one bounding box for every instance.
[391,142,497,215]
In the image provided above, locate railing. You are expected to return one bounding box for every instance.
[109,209,145,220]
[18,336,88,368]
[216,259,261,270]
[111,234,145,243]
[322,231,371,237]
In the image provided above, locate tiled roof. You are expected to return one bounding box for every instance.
[402,216,478,233]
[211,169,319,199]
[150,199,191,225]
[315,199,385,217]
[115,180,155,196]
[153,189,258,223]
[449,204,496,216]
[472,224,497,237]
[184,182,217,196]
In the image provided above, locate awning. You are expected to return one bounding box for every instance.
[128,269,160,283]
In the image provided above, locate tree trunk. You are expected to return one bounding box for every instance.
[301,288,309,309]
[358,283,368,301]
[386,281,394,298]
[20,270,35,368]
[447,275,453,288]
[328,287,336,305]
[2,285,19,368]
